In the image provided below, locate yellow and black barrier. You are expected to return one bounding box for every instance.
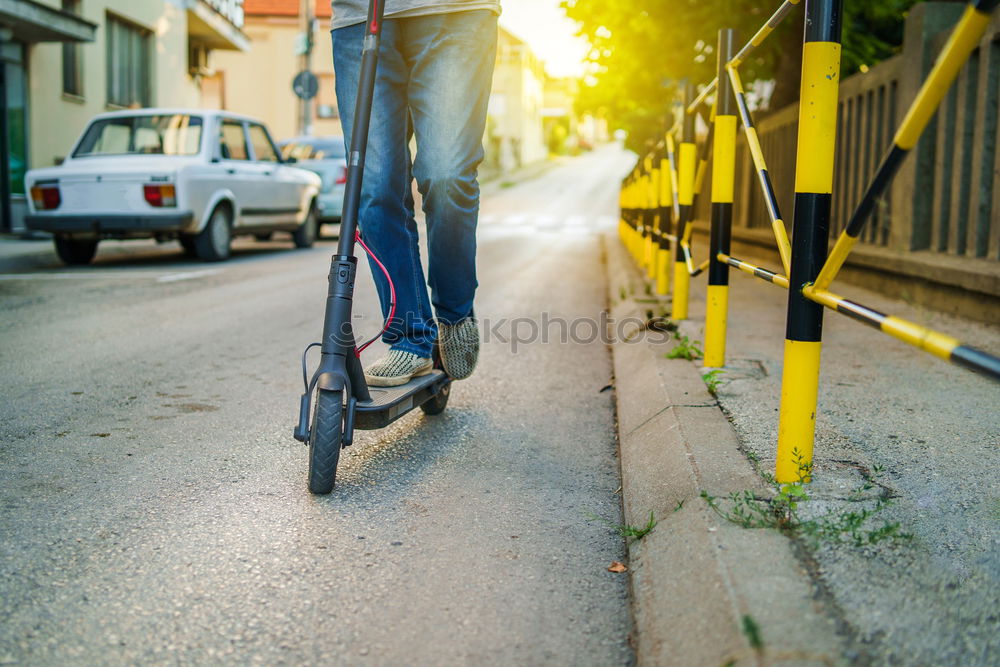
[719,253,790,289]
[802,285,1000,381]
[704,29,737,368]
[727,65,792,277]
[815,0,999,293]
[687,78,717,116]
[617,0,1000,484]
[775,0,842,483]
[728,0,803,68]
[656,141,674,295]
[672,81,697,320]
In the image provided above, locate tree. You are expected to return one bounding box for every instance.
[562,0,920,152]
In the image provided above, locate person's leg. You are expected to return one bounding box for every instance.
[403,10,498,326]
[332,21,436,362]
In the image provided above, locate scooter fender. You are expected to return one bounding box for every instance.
[316,370,349,393]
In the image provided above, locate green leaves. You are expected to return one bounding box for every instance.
[560,0,917,151]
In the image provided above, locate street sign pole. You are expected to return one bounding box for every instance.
[298,0,314,135]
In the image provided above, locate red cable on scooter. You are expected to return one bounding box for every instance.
[354,230,396,355]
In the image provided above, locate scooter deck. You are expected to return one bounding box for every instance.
[354,370,449,430]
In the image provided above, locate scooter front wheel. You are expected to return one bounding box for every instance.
[308,389,343,494]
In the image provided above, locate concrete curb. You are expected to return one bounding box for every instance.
[604,231,849,666]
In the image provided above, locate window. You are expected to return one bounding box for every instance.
[2,41,27,199]
[316,73,338,119]
[106,14,151,108]
[73,115,204,157]
[247,124,279,162]
[219,121,248,160]
[62,0,83,97]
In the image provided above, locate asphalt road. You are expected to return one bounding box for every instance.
[0,146,636,664]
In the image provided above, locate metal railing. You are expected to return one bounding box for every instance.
[619,0,1000,484]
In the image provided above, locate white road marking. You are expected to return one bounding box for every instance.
[0,268,222,282]
[157,269,223,283]
[0,271,142,281]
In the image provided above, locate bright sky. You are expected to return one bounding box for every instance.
[499,0,590,78]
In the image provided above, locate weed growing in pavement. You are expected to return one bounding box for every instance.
[702,369,726,395]
[619,286,627,302]
[588,510,657,542]
[741,614,764,651]
[701,449,913,547]
[666,334,702,360]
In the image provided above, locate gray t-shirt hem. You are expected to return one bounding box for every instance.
[331,2,500,30]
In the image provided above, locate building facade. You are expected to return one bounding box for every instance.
[0,0,248,232]
[485,26,546,174]
[210,0,340,144]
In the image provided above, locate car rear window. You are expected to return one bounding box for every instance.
[280,138,346,161]
[73,114,203,157]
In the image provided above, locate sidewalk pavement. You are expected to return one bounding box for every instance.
[605,231,847,666]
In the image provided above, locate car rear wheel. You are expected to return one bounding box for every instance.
[292,204,317,249]
[194,205,232,262]
[54,237,98,266]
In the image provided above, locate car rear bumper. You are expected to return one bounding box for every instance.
[316,192,344,222]
[25,212,195,234]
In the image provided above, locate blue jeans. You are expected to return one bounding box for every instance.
[332,10,498,358]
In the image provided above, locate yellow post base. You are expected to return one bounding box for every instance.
[645,237,656,279]
[776,339,822,483]
[703,285,728,367]
[655,247,671,296]
[672,262,689,320]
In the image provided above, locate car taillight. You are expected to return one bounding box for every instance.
[336,166,347,185]
[30,183,61,210]
[144,184,177,207]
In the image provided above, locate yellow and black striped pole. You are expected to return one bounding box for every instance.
[672,81,696,321]
[693,105,715,207]
[776,0,842,484]
[728,65,792,276]
[619,173,630,257]
[728,0,802,69]
[656,141,673,295]
[704,29,737,369]
[642,154,657,279]
[815,0,998,292]
[801,286,1000,381]
[623,171,638,262]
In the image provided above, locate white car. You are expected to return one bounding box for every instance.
[25,109,322,264]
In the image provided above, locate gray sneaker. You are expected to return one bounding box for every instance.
[365,349,433,387]
[438,317,480,380]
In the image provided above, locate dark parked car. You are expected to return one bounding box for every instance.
[279,136,347,233]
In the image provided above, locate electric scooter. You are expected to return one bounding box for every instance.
[293,0,451,494]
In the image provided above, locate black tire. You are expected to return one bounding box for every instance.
[178,235,196,257]
[254,232,273,242]
[193,205,232,262]
[308,389,343,494]
[293,204,318,248]
[54,237,98,265]
[420,381,450,415]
